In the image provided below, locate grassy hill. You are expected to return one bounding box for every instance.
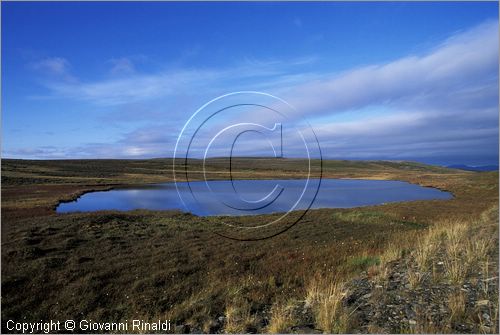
[1,158,498,333]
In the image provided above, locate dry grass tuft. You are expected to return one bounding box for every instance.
[223,298,257,333]
[448,290,466,323]
[413,234,438,271]
[444,258,467,285]
[445,223,468,259]
[466,237,492,267]
[267,301,296,333]
[379,242,402,267]
[480,258,491,297]
[305,276,351,333]
[407,267,425,288]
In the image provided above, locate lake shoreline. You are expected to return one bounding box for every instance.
[2,159,497,333]
[55,178,454,216]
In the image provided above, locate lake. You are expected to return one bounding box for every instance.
[56,179,452,216]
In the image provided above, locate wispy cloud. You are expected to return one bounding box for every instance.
[268,20,498,164]
[12,20,499,164]
[108,57,136,75]
[30,57,69,75]
[29,57,74,81]
[44,69,218,105]
[280,20,498,117]
[31,54,319,106]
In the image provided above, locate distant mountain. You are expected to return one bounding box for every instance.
[447,164,499,172]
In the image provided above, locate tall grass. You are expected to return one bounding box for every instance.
[414,207,496,332]
[305,276,351,333]
[267,301,295,333]
[224,298,256,333]
[448,290,466,323]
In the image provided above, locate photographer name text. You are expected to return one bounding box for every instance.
[6,319,172,333]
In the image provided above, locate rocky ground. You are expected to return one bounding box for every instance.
[344,258,498,333]
[175,256,498,334]
[196,209,500,334]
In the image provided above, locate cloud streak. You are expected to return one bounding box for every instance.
[280,20,498,117]
[8,20,499,165]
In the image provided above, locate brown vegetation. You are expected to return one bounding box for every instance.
[1,158,498,333]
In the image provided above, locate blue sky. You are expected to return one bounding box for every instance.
[2,1,499,165]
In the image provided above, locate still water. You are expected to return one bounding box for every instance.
[56,179,452,216]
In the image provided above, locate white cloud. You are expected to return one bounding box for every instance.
[16,20,499,164]
[109,57,136,75]
[45,69,221,105]
[280,20,498,117]
[30,57,71,77]
[32,55,318,106]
